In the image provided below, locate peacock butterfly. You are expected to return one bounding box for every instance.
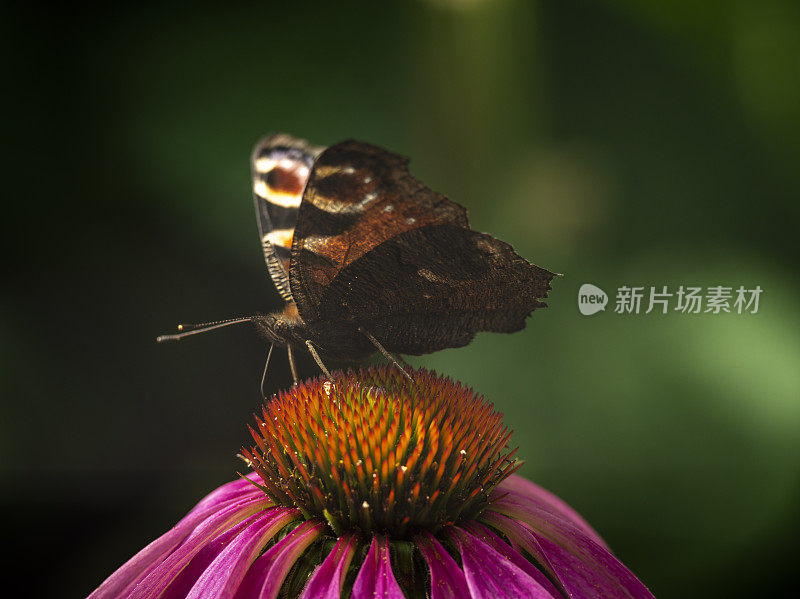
[159,134,556,384]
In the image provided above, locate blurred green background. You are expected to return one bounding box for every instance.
[3,1,799,597]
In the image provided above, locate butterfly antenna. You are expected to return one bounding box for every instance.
[260,343,275,399]
[359,327,414,383]
[287,345,300,386]
[305,340,333,380]
[156,317,255,342]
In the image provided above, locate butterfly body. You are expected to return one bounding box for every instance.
[250,134,556,364]
[253,302,372,361]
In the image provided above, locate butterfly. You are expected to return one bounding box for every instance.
[159,134,556,387]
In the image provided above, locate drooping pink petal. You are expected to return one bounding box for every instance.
[446,525,557,598]
[158,508,299,599]
[300,531,359,599]
[160,511,265,599]
[128,496,278,599]
[457,522,562,598]
[482,510,655,599]
[233,520,326,599]
[184,508,300,599]
[89,494,270,599]
[488,488,624,583]
[350,535,405,599]
[415,531,471,599]
[494,474,608,549]
[489,492,603,561]
[188,473,266,515]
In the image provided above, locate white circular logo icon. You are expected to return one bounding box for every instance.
[578,283,608,315]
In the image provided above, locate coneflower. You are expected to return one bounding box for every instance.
[90,366,654,598]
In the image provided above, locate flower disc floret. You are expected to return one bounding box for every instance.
[241,366,518,538]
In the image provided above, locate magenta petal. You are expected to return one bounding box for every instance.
[299,531,359,599]
[184,508,299,599]
[189,473,266,515]
[129,496,278,599]
[350,535,405,599]
[447,526,558,599]
[88,508,209,599]
[161,508,296,599]
[233,520,326,599]
[483,511,655,599]
[159,512,263,599]
[489,489,622,578]
[457,522,562,598]
[89,495,267,599]
[494,474,608,549]
[489,483,647,596]
[415,531,471,599]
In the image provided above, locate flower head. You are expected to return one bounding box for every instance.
[91,367,654,598]
[242,366,517,540]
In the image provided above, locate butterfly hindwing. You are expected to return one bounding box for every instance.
[313,224,556,354]
[251,134,323,301]
[288,140,469,321]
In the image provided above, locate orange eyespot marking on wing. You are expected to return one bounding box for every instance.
[267,163,309,196]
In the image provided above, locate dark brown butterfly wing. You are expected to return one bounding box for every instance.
[288,140,468,321]
[312,224,555,355]
[251,134,323,301]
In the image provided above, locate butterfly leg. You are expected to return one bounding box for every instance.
[305,340,333,380]
[260,343,275,398]
[287,344,300,386]
[358,327,414,382]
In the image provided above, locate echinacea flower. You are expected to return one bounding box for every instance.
[90,366,654,598]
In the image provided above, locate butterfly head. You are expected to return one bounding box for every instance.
[251,303,308,348]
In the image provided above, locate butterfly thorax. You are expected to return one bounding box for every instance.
[253,302,374,360]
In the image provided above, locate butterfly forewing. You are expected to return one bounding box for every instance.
[251,134,323,301]
[289,140,468,321]
[314,224,556,354]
